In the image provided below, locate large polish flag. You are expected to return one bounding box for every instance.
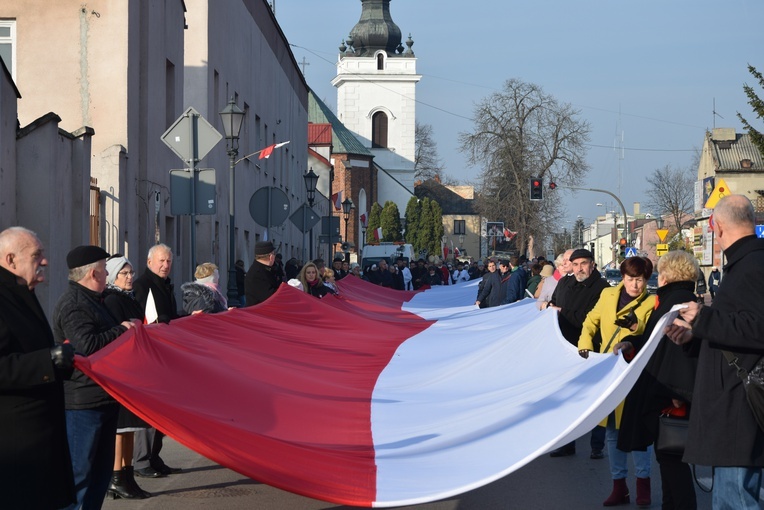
[76,277,679,507]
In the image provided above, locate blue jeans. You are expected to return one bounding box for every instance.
[64,405,119,510]
[712,467,762,510]
[606,413,652,479]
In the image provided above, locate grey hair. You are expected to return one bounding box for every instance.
[147,243,173,261]
[68,261,100,282]
[0,227,39,257]
[554,253,565,268]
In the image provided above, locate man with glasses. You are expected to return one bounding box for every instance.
[53,245,136,509]
[244,241,280,306]
[666,195,764,509]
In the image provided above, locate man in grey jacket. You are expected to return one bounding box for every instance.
[667,194,764,509]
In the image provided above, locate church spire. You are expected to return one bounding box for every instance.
[346,0,402,57]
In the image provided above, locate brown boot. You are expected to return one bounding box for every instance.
[603,478,630,506]
[636,477,651,507]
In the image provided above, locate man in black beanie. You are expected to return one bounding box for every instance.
[245,241,279,306]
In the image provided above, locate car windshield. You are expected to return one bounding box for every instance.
[648,272,659,284]
[605,269,621,279]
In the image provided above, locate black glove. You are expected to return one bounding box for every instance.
[50,343,75,371]
[614,309,637,329]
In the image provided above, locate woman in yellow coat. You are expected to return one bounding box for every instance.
[578,256,656,507]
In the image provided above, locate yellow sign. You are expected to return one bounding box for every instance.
[656,243,669,256]
[656,229,669,243]
[704,177,731,209]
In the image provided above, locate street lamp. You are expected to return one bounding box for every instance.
[303,168,319,261]
[655,217,664,230]
[342,197,354,256]
[219,97,246,306]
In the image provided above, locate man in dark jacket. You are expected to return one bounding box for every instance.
[667,195,764,508]
[244,241,279,306]
[0,227,76,509]
[132,243,181,477]
[504,256,529,304]
[475,260,502,308]
[53,245,135,509]
[547,248,608,458]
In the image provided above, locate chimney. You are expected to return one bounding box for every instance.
[633,202,640,216]
[741,159,753,169]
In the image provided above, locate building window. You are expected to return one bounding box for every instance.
[372,111,388,148]
[0,20,16,80]
[454,219,466,235]
[376,53,384,70]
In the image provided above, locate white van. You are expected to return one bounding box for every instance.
[360,243,416,271]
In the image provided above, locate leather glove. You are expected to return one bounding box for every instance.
[614,309,637,329]
[50,343,75,371]
[578,349,590,359]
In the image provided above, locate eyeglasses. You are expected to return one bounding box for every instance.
[118,270,136,278]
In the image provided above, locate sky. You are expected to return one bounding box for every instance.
[274,0,764,227]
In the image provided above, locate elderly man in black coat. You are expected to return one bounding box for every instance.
[245,241,280,306]
[53,245,136,510]
[667,194,764,509]
[0,227,76,509]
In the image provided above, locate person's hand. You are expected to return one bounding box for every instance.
[671,399,683,408]
[121,320,136,329]
[475,300,481,307]
[613,341,634,357]
[678,301,701,325]
[50,343,75,371]
[578,349,590,359]
[191,310,203,315]
[665,322,693,345]
[614,309,638,330]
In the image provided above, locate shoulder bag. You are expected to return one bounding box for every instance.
[722,350,764,432]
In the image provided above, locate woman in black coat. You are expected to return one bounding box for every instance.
[615,250,700,510]
[103,256,151,500]
[181,262,228,314]
[299,262,332,298]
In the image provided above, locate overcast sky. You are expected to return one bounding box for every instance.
[275,0,763,226]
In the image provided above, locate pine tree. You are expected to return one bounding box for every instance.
[428,200,445,257]
[417,197,435,259]
[367,202,382,242]
[380,201,403,242]
[738,64,764,158]
[404,197,422,249]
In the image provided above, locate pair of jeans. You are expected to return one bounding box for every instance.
[606,412,652,479]
[712,466,762,509]
[63,404,119,510]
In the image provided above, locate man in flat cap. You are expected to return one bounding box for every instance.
[547,248,608,458]
[53,245,136,509]
[244,241,280,306]
[0,227,76,509]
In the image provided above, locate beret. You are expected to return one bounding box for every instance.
[67,245,110,270]
[569,248,594,262]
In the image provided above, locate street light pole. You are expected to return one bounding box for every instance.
[342,197,354,259]
[219,97,246,307]
[303,168,319,262]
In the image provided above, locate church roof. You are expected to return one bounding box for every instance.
[341,0,414,58]
[308,90,372,157]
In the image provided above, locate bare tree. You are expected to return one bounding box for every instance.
[459,79,590,255]
[414,122,445,181]
[644,164,695,234]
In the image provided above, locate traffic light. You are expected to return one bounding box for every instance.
[549,181,557,190]
[530,177,543,201]
[618,238,627,258]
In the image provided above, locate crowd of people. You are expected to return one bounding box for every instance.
[1,195,762,509]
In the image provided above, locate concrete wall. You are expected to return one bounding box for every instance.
[0,62,19,225]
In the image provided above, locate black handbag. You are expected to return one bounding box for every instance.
[655,414,689,454]
[722,351,764,432]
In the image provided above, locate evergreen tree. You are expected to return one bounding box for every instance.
[417,197,435,258]
[380,201,403,242]
[429,200,445,257]
[367,202,382,242]
[404,197,422,248]
[737,64,764,158]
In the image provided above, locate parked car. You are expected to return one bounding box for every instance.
[603,269,622,287]
[647,272,659,294]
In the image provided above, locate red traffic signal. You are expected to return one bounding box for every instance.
[530,177,543,201]
[549,182,557,190]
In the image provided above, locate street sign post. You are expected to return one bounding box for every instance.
[170,169,217,216]
[656,229,669,243]
[656,243,669,256]
[249,186,290,228]
[756,225,764,239]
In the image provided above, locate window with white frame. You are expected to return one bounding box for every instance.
[0,20,16,81]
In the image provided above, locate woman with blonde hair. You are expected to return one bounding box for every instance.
[299,262,331,298]
[616,251,700,510]
[322,267,339,295]
[181,262,227,314]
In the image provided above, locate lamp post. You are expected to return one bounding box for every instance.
[303,168,319,262]
[342,197,354,258]
[219,97,246,307]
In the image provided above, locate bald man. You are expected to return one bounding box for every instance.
[666,194,764,509]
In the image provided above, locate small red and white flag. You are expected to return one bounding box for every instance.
[258,141,290,160]
[373,227,383,241]
[144,288,158,324]
[360,213,367,228]
[331,191,342,211]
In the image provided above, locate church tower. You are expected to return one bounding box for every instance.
[331,0,421,213]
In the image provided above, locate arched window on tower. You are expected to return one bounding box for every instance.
[376,53,384,70]
[372,111,388,148]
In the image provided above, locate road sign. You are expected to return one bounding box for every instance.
[169,169,217,215]
[624,247,637,258]
[289,203,320,233]
[757,225,764,239]
[656,243,669,256]
[248,186,290,228]
[656,229,669,243]
[161,107,222,164]
[704,177,731,209]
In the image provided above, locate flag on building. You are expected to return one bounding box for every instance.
[331,191,342,211]
[373,227,383,240]
[360,213,367,228]
[75,277,678,508]
[258,141,290,159]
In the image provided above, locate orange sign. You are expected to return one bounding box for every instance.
[656,229,669,243]
[704,178,731,209]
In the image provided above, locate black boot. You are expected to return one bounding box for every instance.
[107,467,147,499]
[123,466,151,498]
